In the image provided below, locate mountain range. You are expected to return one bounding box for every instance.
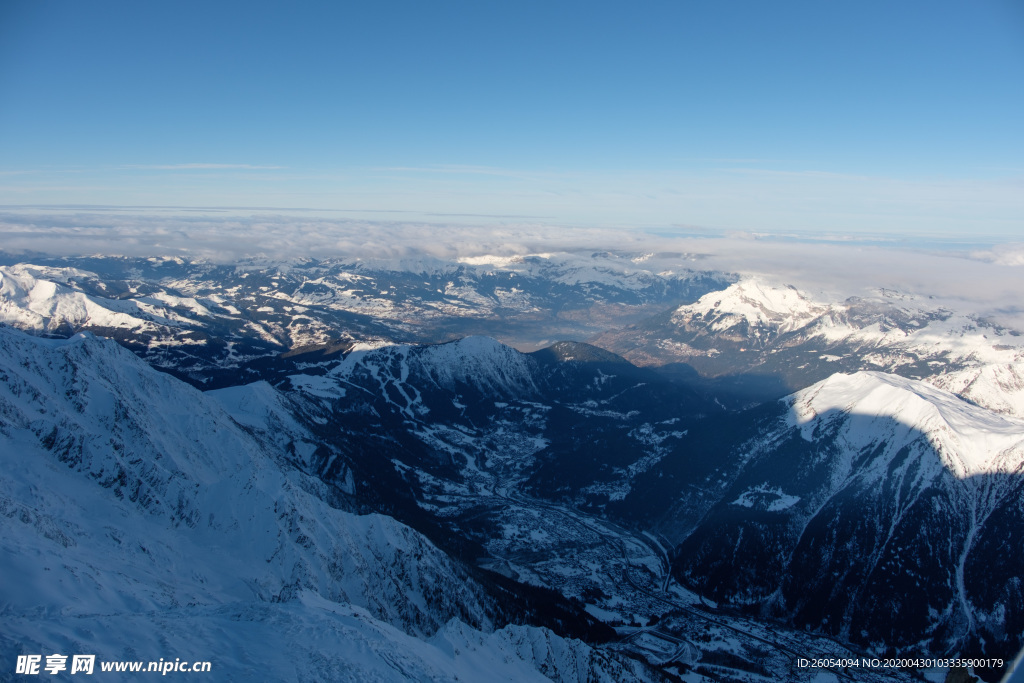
[2,251,1020,682]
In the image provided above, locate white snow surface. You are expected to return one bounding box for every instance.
[730,484,802,512]
[676,279,826,334]
[331,336,538,398]
[0,326,650,681]
[413,336,538,393]
[787,371,1024,479]
[929,362,1024,419]
[0,264,195,333]
[674,276,1024,417]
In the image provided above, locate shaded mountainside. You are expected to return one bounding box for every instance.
[618,371,1024,664]
[202,332,1024,672]
[245,336,717,513]
[0,326,664,682]
[3,306,1022,679]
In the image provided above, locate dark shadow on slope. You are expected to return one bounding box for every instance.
[243,336,720,648]
[614,400,1024,682]
[518,341,729,505]
[368,497,620,646]
[530,341,637,367]
[653,361,797,410]
[279,339,354,361]
[248,333,1018,680]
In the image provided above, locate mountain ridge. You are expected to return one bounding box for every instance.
[0,324,662,681]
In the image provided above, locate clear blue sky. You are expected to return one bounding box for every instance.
[1,0,1022,237]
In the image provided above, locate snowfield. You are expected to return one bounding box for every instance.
[0,327,659,682]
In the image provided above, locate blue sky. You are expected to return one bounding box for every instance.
[1,0,1022,237]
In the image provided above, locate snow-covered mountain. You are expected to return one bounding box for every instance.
[243,334,714,513]
[203,335,928,681]
[0,325,661,682]
[595,277,1024,416]
[4,250,1021,680]
[622,370,1024,663]
[0,263,203,337]
[0,253,729,387]
[192,330,1019,676]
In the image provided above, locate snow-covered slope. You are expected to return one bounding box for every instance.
[431,620,657,683]
[675,279,827,335]
[0,264,194,334]
[330,336,540,402]
[930,362,1024,420]
[0,325,497,632]
[0,254,729,387]
[661,371,1024,660]
[7,594,648,682]
[596,276,1024,416]
[788,371,1024,478]
[0,325,659,681]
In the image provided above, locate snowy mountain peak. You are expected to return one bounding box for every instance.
[672,277,827,333]
[1,322,665,681]
[0,263,201,335]
[787,371,1024,479]
[332,336,539,397]
[0,324,497,633]
[413,336,538,392]
[599,274,1024,418]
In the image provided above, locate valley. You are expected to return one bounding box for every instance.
[2,251,1021,682]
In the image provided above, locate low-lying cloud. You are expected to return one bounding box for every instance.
[2,208,1021,330]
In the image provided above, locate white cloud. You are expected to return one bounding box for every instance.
[2,164,1021,238]
[969,243,1024,267]
[680,237,1024,330]
[1,208,1021,330]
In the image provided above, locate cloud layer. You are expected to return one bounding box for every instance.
[2,208,1021,330]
